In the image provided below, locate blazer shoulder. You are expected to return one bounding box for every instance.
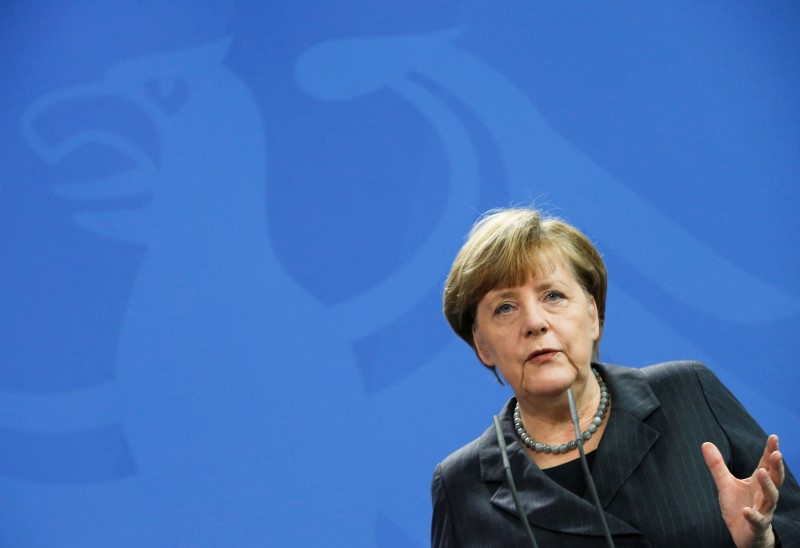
[641,359,706,375]
[595,360,716,419]
[436,428,488,479]
[638,360,714,386]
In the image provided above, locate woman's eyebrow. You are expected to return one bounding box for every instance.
[488,288,518,300]
[533,274,567,291]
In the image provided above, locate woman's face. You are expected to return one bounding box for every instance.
[472,256,599,402]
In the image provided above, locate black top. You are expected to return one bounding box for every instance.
[542,450,597,496]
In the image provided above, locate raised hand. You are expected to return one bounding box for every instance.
[702,434,785,548]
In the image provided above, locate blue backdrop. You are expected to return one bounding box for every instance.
[1,2,798,546]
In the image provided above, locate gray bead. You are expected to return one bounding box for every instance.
[567,440,577,450]
[583,431,592,440]
[593,417,602,426]
[588,423,598,433]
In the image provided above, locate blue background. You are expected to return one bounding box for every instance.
[1,2,798,545]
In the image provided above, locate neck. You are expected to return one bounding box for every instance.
[516,367,601,443]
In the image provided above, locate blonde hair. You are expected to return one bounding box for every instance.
[443,208,607,371]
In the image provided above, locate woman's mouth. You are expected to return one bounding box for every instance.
[526,349,559,363]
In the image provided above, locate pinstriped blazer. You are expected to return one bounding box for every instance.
[431,361,800,547]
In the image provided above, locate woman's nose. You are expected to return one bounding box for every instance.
[523,304,548,336]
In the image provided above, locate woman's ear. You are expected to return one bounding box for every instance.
[588,297,600,341]
[472,326,494,367]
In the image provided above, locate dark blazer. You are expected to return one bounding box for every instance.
[432,361,800,547]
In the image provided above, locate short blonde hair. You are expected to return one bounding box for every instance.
[443,208,607,369]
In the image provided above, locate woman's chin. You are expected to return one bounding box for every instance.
[519,368,577,399]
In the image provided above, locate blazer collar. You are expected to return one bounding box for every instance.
[478,363,661,537]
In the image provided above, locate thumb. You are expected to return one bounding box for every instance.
[702,442,730,489]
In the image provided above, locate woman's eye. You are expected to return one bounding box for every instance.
[495,303,513,315]
[545,291,564,302]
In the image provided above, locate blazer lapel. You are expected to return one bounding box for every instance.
[591,363,662,508]
[480,400,641,537]
[480,364,662,537]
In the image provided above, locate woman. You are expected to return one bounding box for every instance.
[431,208,800,547]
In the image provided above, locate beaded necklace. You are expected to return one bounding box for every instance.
[513,367,609,454]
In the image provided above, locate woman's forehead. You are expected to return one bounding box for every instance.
[482,249,578,293]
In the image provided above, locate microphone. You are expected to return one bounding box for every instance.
[567,388,615,548]
[493,415,539,548]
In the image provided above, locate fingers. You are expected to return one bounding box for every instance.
[755,467,780,513]
[759,435,779,468]
[742,459,782,547]
[760,435,785,490]
[768,434,779,452]
[769,450,785,490]
[743,505,770,529]
[742,505,775,544]
[756,434,778,470]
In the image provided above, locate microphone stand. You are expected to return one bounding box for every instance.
[493,415,539,548]
[567,388,615,548]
